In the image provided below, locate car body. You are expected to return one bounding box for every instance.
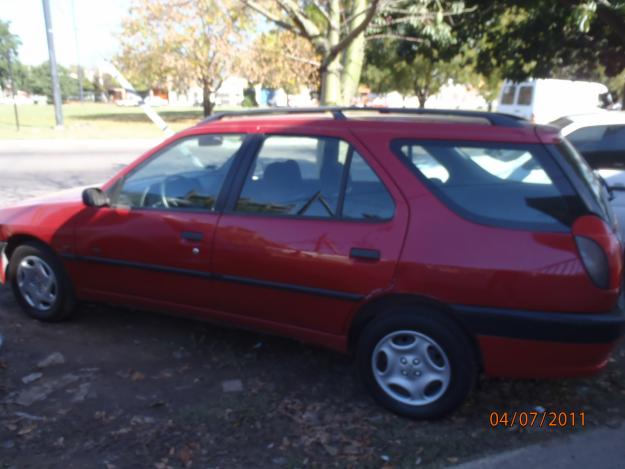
[496,79,610,123]
[1,107,625,418]
[551,112,625,169]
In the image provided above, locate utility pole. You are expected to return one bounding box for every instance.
[7,50,20,131]
[42,0,64,127]
[70,0,83,102]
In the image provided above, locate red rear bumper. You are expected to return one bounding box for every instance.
[453,301,625,377]
[478,336,617,377]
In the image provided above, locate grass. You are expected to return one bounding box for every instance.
[0,103,230,139]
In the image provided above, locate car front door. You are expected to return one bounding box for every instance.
[70,133,248,313]
[210,132,409,340]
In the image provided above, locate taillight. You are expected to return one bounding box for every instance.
[575,235,610,289]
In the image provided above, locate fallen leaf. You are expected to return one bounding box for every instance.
[131,371,145,381]
[18,424,37,436]
[178,446,193,465]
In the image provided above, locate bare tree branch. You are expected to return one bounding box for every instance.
[310,0,331,24]
[366,33,424,42]
[241,0,296,32]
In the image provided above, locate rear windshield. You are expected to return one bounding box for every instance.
[391,140,581,231]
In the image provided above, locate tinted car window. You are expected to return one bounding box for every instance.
[393,140,576,230]
[235,136,349,217]
[343,152,395,220]
[118,134,244,210]
[500,84,516,105]
[517,86,533,105]
[567,125,608,144]
[603,125,625,151]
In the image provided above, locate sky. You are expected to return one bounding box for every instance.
[1,0,130,68]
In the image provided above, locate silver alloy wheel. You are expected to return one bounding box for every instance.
[371,330,451,406]
[16,255,58,311]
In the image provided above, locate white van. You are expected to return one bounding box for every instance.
[496,79,610,124]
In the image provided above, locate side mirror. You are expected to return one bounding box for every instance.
[82,188,110,208]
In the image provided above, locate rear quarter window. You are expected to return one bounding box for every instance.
[392,140,581,231]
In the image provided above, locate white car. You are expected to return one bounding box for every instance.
[496,79,610,123]
[550,111,625,169]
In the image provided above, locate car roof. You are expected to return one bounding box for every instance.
[557,111,625,127]
[181,107,552,146]
[195,107,531,129]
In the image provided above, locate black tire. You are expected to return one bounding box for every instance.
[356,308,477,419]
[8,242,76,322]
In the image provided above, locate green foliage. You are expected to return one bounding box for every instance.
[0,20,21,89]
[461,0,625,82]
[23,62,81,101]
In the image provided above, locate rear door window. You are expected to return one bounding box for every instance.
[500,84,517,105]
[516,86,533,105]
[392,140,579,231]
[342,152,395,220]
[234,135,395,221]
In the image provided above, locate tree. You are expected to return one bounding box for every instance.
[460,1,625,104]
[24,62,80,101]
[117,0,249,116]
[0,20,21,92]
[243,0,474,105]
[243,30,319,93]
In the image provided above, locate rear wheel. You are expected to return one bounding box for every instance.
[9,242,75,322]
[356,309,477,419]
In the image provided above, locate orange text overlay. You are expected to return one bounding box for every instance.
[489,411,586,429]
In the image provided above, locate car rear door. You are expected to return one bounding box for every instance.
[70,133,249,313]
[210,128,409,337]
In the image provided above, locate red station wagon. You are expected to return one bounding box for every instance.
[1,108,625,418]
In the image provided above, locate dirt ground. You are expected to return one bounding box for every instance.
[1,285,624,469]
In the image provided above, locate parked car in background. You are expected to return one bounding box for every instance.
[1,108,624,419]
[497,79,611,123]
[551,112,625,169]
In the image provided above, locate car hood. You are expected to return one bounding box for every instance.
[9,185,92,208]
[0,185,97,246]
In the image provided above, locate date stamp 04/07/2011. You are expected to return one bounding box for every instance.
[489,411,586,429]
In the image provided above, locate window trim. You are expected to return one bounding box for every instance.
[223,133,396,223]
[390,139,584,233]
[108,133,252,213]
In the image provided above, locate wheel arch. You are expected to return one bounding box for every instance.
[348,293,484,370]
[5,234,50,259]
[4,234,55,282]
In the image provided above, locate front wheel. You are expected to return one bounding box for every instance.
[356,309,477,419]
[9,242,76,322]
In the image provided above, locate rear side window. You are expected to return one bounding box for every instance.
[500,84,516,105]
[392,140,579,231]
[516,86,533,105]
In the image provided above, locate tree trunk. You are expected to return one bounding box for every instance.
[319,0,342,105]
[202,80,214,117]
[415,88,428,108]
[340,0,366,106]
[320,60,342,105]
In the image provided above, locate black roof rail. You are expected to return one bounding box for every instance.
[198,106,528,128]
